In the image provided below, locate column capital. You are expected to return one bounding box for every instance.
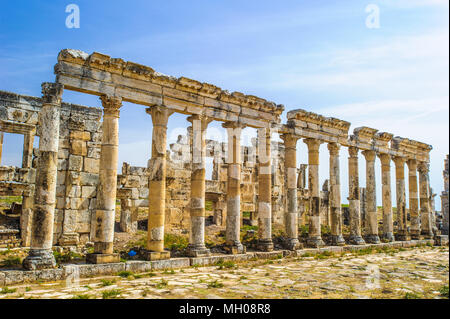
[303,138,322,151]
[393,156,407,167]
[146,105,173,127]
[378,153,391,165]
[348,146,359,157]
[327,142,340,155]
[407,159,418,170]
[362,150,376,162]
[222,121,246,130]
[41,82,64,105]
[100,95,122,118]
[187,114,213,130]
[280,134,299,148]
[418,161,430,174]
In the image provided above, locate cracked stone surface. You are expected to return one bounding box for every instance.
[0,246,448,299]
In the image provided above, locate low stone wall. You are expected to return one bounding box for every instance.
[0,229,21,248]
[0,239,441,287]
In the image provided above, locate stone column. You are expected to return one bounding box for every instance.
[304,138,325,248]
[144,106,173,260]
[23,83,63,270]
[407,159,420,239]
[223,122,246,254]
[281,134,301,250]
[0,132,4,165]
[22,130,35,168]
[257,127,274,251]
[362,150,380,244]
[348,146,365,245]
[379,153,395,242]
[394,156,409,240]
[86,95,122,264]
[418,162,433,238]
[186,114,212,257]
[328,143,345,246]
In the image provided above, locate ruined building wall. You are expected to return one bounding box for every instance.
[0,90,102,246]
[441,155,449,235]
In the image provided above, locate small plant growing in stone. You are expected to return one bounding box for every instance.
[156,279,169,289]
[102,289,122,299]
[25,287,31,292]
[215,259,236,270]
[163,269,175,275]
[100,279,116,287]
[404,292,421,299]
[207,280,224,288]
[0,287,17,294]
[439,285,449,298]
[0,256,21,267]
[117,271,133,278]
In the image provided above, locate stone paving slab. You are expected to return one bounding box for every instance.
[0,239,438,287]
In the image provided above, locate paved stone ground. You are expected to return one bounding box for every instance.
[0,246,448,299]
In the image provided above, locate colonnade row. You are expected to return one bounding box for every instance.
[22,84,435,270]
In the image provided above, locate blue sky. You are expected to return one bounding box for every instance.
[1,0,448,209]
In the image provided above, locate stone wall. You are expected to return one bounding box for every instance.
[441,155,449,235]
[0,90,102,246]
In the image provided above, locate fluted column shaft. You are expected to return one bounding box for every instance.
[223,122,246,254]
[379,154,395,242]
[362,150,380,243]
[281,134,300,250]
[348,147,365,245]
[418,162,434,238]
[146,106,172,258]
[407,159,420,239]
[394,157,409,240]
[186,115,212,257]
[304,138,325,248]
[23,83,63,270]
[257,127,274,251]
[328,143,345,246]
[87,95,122,264]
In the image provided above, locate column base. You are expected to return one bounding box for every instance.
[257,239,274,252]
[186,244,211,257]
[23,249,56,270]
[421,231,434,239]
[382,232,395,242]
[365,235,381,244]
[224,242,246,255]
[306,236,325,248]
[86,253,120,264]
[141,250,171,261]
[410,231,421,240]
[330,235,346,246]
[348,235,366,245]
[284,238,302,251]
[396,233,410,241]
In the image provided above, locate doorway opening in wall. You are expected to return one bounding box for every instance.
[0,132,24,240]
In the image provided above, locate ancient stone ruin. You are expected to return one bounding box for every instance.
[0,49,446,271]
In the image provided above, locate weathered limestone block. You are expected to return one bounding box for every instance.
[348,147,365,245]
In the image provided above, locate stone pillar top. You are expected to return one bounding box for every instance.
[222,121,246,129]
[407,158,418,169]
[378,153,391,165]
[393,156,407,166]
[146,105,173,126]
[100,95,122,117]
[41,82,64,105]
[362,150,376,161]
[303,138,322,150]
[280,133,300,148]
[327,142,340,155]
[418,161,430,173]
[348,146,359,157]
